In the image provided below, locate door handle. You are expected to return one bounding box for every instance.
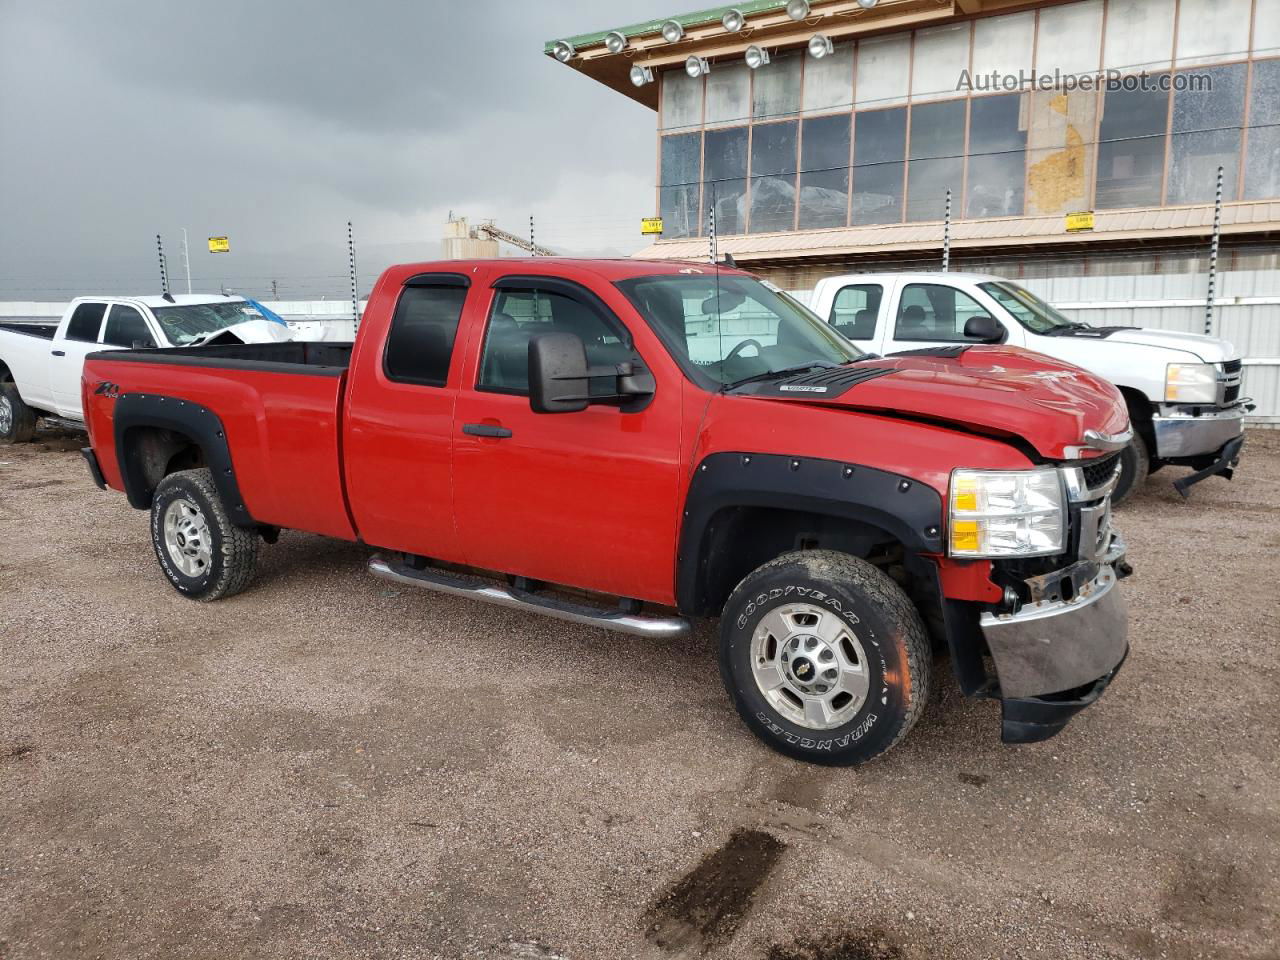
[462,423,513,439]
[51,350,66,357]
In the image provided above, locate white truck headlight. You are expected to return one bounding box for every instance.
[1165,362,1217,403]
[949,468,1065,558]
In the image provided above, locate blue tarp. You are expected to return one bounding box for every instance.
[242,297,288,326]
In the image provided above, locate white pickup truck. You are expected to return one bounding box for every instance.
[807,272,1248,502]
[0,294,294,442]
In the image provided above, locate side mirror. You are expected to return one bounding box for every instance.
[963,315,1004,343]
[528,332,656,414]
[529,332,590,414]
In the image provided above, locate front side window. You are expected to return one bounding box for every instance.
[828,284,883,340]
[617,273,861,387]
[893,284,991,342]
[103,305,155,348]
[478,286,639,396]
[383,282,468,386]
[979,282,1078,335]
[65,303,106,342]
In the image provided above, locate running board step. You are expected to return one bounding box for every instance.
[368,554,691,638]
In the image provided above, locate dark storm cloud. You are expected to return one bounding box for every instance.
[0,0,679,299]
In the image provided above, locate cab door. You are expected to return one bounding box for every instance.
[50,301,109,418]
[824,280,888,353]
[881,281,1023,355]
[450,274,682,604]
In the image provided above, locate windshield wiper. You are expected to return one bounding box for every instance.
[722,361,838,392]
[1043,322,1091,336]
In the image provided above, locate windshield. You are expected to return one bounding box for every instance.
[979,281,1082,335]
[150,301,266,345]
[616,273,863,387]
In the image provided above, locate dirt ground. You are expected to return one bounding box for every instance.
[2,429,1277,960]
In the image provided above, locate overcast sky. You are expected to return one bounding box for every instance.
[0,0,679,301]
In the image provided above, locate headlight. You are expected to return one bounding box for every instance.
[1165,362,1217,403]
[949,468,1065,558]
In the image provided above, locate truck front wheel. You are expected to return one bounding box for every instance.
[150,468,258,601]
[1112,432,1150,505]
[0,383,37,444]
[720,550,931,766]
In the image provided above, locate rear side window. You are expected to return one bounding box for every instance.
[384,282,468,386]
[478,286,638,396]
[65,303,107,342]
[103,305,156,348]
[894,283,989,342]
[828,284,882,340]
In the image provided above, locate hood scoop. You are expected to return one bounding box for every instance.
[741,364,899,399]
[888,345,973,359]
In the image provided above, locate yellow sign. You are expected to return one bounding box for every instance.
[1065,212,1095,233]
[640,217,664,236]
[208,236,230,253]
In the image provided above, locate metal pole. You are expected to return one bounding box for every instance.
[708,204,717,265]
[156,234,170,294]
[530,216,535,256]
[348,221,360,333]
[181,228,193,294]
[1205,165,1224,336]
[942,189,952,273]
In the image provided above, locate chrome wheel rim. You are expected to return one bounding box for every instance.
[0,395,12,434]
[162,498,213,578]
[750,602,870,730]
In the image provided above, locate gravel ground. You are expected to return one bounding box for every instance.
[1,430,1277,960]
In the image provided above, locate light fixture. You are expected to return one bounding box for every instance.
[630,64,654,87]
[685,55,711,78]
[661,19,685,43]
[604,31,627,54]
[807,34,834,58]
[857,0,879,7]
[744,45,771,69]
[722,8,745,32]
[551,40,576,62]
[786,0,811,21]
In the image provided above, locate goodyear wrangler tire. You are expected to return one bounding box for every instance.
[720,549,930,766]
[150,468,258,602]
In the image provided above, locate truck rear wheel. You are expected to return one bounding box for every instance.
[0,383,37,444]
[150,468,258,601]
[1112,432,1150,505]
[719,550,931,766]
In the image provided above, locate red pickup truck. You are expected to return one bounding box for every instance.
[81,258,1133,765]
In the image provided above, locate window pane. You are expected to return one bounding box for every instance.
[660,133,702,239]
[966,94,1026,218]
[1035,0,1103,77]
[907,100,965,221]
[856,33,910,108]
[803,42,853,114]
[705,127,749,234]
[706,61,749,128]
[1103,0,1174,73]
[894,284,990,342]
[1095,79,1169,209]
[749,121,798,232]
[661,69,702,131]
[852,108,906,224]
[1026,89,1098,215]
[1176,0,1251,65]
[799,114,850,229]
[1168,64,1246,204]
[1256,3,1280,58]
[384,284,467,386]
[479,289,636,396]
[753,52,801,121]
[912,23,970,101]
[103,306,155,348]
[1245,60,1280,200]
[65,302,106,342]
[972,12,1034,81]
[829,284,883,339]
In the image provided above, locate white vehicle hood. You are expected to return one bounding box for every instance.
[189,318,295,346]
[1094,327,1237,363]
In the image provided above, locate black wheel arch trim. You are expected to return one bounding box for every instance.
[112,392,256,528]
[675,452,946,615]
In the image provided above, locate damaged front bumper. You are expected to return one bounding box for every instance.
[980,537,1130,744]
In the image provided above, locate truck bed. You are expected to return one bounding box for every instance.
[0,322,58,340]
[83,341,357,541]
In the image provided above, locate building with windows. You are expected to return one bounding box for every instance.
[546,0,1280,291]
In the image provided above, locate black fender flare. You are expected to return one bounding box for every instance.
[675,452,946,615]
[112,392,256,528]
